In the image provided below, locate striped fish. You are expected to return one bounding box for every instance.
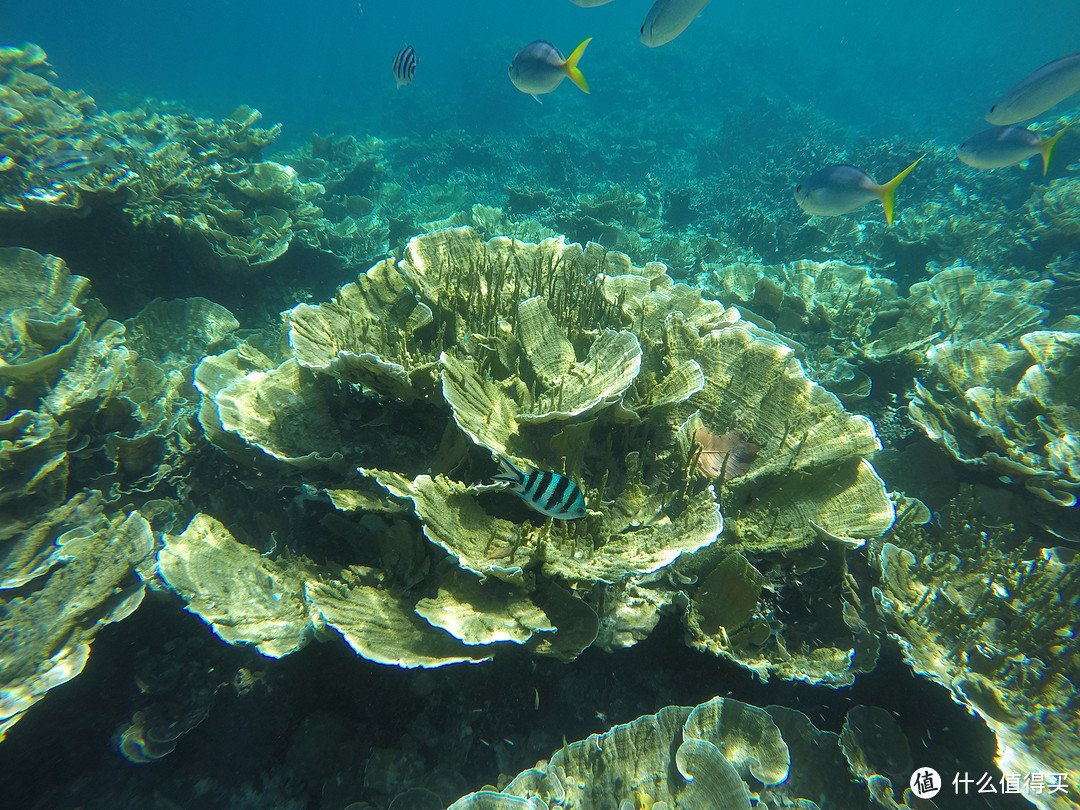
[392,45,417,87]
[493,458,588,520]
[35,148,102,179]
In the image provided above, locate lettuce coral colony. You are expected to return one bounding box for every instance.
[1,40,1078,810]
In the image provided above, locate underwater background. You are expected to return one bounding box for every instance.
[8,0,1080,143]
[2,1,1079,809]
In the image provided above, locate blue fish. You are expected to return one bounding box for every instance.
[793,156,922,227]
[508,39,591,98]
[957,124,1069,175]
[493,458,588,520]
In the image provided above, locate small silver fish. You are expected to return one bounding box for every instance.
[957,124,1069,174]
[569,0,615,5]
[793,156,923,227]
[986,51,1080,125]
[393,45,417,87]
[640,0,712,47]
[509,39,591,98]
[493,458,588,520]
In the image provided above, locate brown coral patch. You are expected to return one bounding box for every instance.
[694,427,760,480]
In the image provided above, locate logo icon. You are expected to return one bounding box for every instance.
[910,767,942,799]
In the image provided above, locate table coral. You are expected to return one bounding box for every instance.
[863,265,1051,360]
[706,258,902,398]
[0,45,327,269]
[178,228,894,685]
[448,695,940,809]
[909,331,1080,506]
[874,489,1080,809]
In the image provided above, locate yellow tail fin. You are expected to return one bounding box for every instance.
[1039,123,1071,175]
[563,37,592,94]
[877,154,923,227]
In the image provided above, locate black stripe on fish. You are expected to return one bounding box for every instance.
[393,45,417,86]
[527,469,552,502]
[538,471,564,512]
[546,473,572,513]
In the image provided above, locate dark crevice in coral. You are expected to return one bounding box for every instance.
[0,594,1027,810]
[0,209,350,328]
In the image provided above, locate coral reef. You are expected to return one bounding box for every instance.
[706,257,902,399]
[863,265,1051,361]
[0,244,240,742]
[449,695,938,809]
[4,40,1079,809]
[1026,176,1080,237]
[0,44,321,270]
[174,227,895,685]
[908,330,1080,507]
[874,488,1080,808]
[1,501,154,741]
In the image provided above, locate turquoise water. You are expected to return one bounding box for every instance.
[7,0,1079,143]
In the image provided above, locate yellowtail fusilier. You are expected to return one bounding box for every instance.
[986,52,1080,125]
[509,39,591,100]
[793,156,923,227]
[491,458,588,520]
[957,124,1070,174]
[392,45,417,87]
[640,0,712,47]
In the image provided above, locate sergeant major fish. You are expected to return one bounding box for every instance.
[509,39,591,99]
[957,124,1070,175]
[492,458,588,520]
[794,156,923,227]
[392,45,417,87]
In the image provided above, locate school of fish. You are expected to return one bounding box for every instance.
[34,3,1076,240]
[380,3,1077,232]
[792,51,1080,224]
